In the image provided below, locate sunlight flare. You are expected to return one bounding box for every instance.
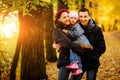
[1,22,19,38]
[0,11,19,38]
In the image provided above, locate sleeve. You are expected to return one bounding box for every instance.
[53,28,84,55]
[67,25,84,39]
[89,28,106,59]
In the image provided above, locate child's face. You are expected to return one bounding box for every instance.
[69,16,78,25]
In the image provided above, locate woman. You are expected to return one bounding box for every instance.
[53,8,84,80]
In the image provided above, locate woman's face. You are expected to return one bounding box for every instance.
[58,12,70,26]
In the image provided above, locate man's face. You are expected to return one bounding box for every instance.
[78,11,90,27]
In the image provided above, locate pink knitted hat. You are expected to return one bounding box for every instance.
[69,11,78,19]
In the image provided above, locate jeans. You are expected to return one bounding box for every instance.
[58,66,82,80]
[70,67,98,80]
[70,49,82,69]
[70,74,82,80]
[58,66,70,80]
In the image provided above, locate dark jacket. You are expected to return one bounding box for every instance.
[80,19,106,70]
[53,21,84,68]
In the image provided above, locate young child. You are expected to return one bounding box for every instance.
[63,11,93,76]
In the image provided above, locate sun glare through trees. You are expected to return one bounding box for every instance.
[0,12,19,38]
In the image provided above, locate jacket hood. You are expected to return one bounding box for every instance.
[80,19,96,31]
[88,19,96,30]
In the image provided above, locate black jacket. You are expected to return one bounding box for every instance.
[53,21,84,68]
[80,19,106,70]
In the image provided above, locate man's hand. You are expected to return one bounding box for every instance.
[52,41,62,50]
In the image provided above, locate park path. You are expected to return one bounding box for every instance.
[97,31,120,80]
[46,31,120,80]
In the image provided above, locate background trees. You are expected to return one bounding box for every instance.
[0,0,57,80]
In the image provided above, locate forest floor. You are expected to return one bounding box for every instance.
[46,31,120,80]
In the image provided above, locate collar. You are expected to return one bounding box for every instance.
[80,19,96,30]
[55,20,69,30]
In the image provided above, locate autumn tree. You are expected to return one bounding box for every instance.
[81,0,85,8]
[86,0,120,31]
[19,7,47,79]
[57,0,68,10]
[0,39,4,80]
[44,4,57,62]
[0,0,54,80]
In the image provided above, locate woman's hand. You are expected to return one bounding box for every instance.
[86,45,93,50]
[79,44,93,50]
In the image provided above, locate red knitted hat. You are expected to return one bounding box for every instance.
[55,8,69,19]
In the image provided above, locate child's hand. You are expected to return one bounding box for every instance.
[63,29,68,34]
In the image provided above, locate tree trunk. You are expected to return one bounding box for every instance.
[44,5,57,62]
[81,0,85,8]
[19,6,48,80]
[0,70,1,80]
[57,0,68,10]
[10,11,24,80]
[9,26,21,80]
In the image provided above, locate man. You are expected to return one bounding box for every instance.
[72,7,106,80]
